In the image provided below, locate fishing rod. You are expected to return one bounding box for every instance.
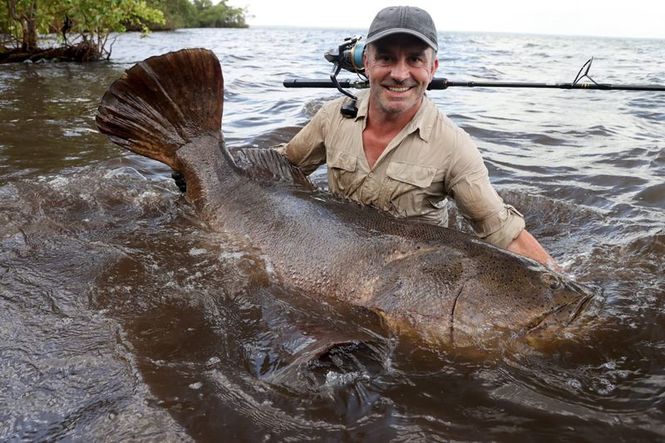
[283,36,665,103]
[284,74,665,92]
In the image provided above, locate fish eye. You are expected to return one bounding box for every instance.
[541,273,561,290]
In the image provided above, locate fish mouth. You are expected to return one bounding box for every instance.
[526,292,596,335]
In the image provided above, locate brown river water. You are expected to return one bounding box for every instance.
[1,28,664,441]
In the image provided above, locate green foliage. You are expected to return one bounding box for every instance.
[0,3,12,47]
[194,0,246,28]
[1,0,248,60]
[1,0,164,58]
[144,0,248,29]
[58,0,165,35]
[58,0,166,58]
[1,0,46,50]
[146,0,197,30]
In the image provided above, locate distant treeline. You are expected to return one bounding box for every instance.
[1,0,247,62]
[148,0,247,30]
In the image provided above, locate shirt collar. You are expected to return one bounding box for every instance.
[355,90,370,120]
[355,91,435,143]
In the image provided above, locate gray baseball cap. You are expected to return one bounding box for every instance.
[365,6,438,51]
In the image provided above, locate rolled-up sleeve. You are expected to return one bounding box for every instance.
[445,129,525,249]
[482,205,525,248]
[451,171,525,248]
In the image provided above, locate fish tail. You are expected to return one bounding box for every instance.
[95,48,223,171]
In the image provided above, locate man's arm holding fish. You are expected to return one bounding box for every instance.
[444,137,561,269]
[272,102,329,176]
[447,160,560,270]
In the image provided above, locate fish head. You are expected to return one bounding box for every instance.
[367,238,601,350]
[520,270,601,343]
[369,243,598,349]
[451,252,599,347]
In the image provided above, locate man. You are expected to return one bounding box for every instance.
[278,6,559,269]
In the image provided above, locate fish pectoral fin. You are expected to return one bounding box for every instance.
[263,335,391,390]
[233,147,316,190]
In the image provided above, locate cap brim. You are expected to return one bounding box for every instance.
[365,28,438,51]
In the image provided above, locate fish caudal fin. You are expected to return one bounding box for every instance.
[95,48,223,170]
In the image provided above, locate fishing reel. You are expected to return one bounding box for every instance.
[324,36,366,75]
[324,36,368,118]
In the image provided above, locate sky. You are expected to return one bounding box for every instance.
[227,0,665,39]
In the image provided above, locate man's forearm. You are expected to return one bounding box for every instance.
[507,229,561,271]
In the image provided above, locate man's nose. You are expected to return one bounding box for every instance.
[390,58,410,82]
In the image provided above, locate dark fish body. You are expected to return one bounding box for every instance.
[96,49,596,348]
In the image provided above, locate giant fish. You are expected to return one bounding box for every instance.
[95,48,597,350]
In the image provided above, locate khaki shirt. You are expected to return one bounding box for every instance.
[279,91,525,248]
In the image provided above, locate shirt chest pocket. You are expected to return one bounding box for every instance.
[380,162,437,216]
[328,152,358,194]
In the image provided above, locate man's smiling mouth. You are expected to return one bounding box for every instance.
[386,85,412,92]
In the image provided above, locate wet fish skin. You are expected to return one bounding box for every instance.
[96,48,597,349]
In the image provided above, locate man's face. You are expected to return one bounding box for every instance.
[363,34,439,118]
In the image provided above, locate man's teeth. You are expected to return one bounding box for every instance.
[388,86,410,92]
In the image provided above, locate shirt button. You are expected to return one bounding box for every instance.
[368,172,374,178]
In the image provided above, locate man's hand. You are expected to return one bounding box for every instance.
[507,229,561,272]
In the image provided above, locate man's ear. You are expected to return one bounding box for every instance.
[430,57,439,79]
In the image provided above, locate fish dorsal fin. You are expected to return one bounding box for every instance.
[96,48,223,170]
[233,147,316,190]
